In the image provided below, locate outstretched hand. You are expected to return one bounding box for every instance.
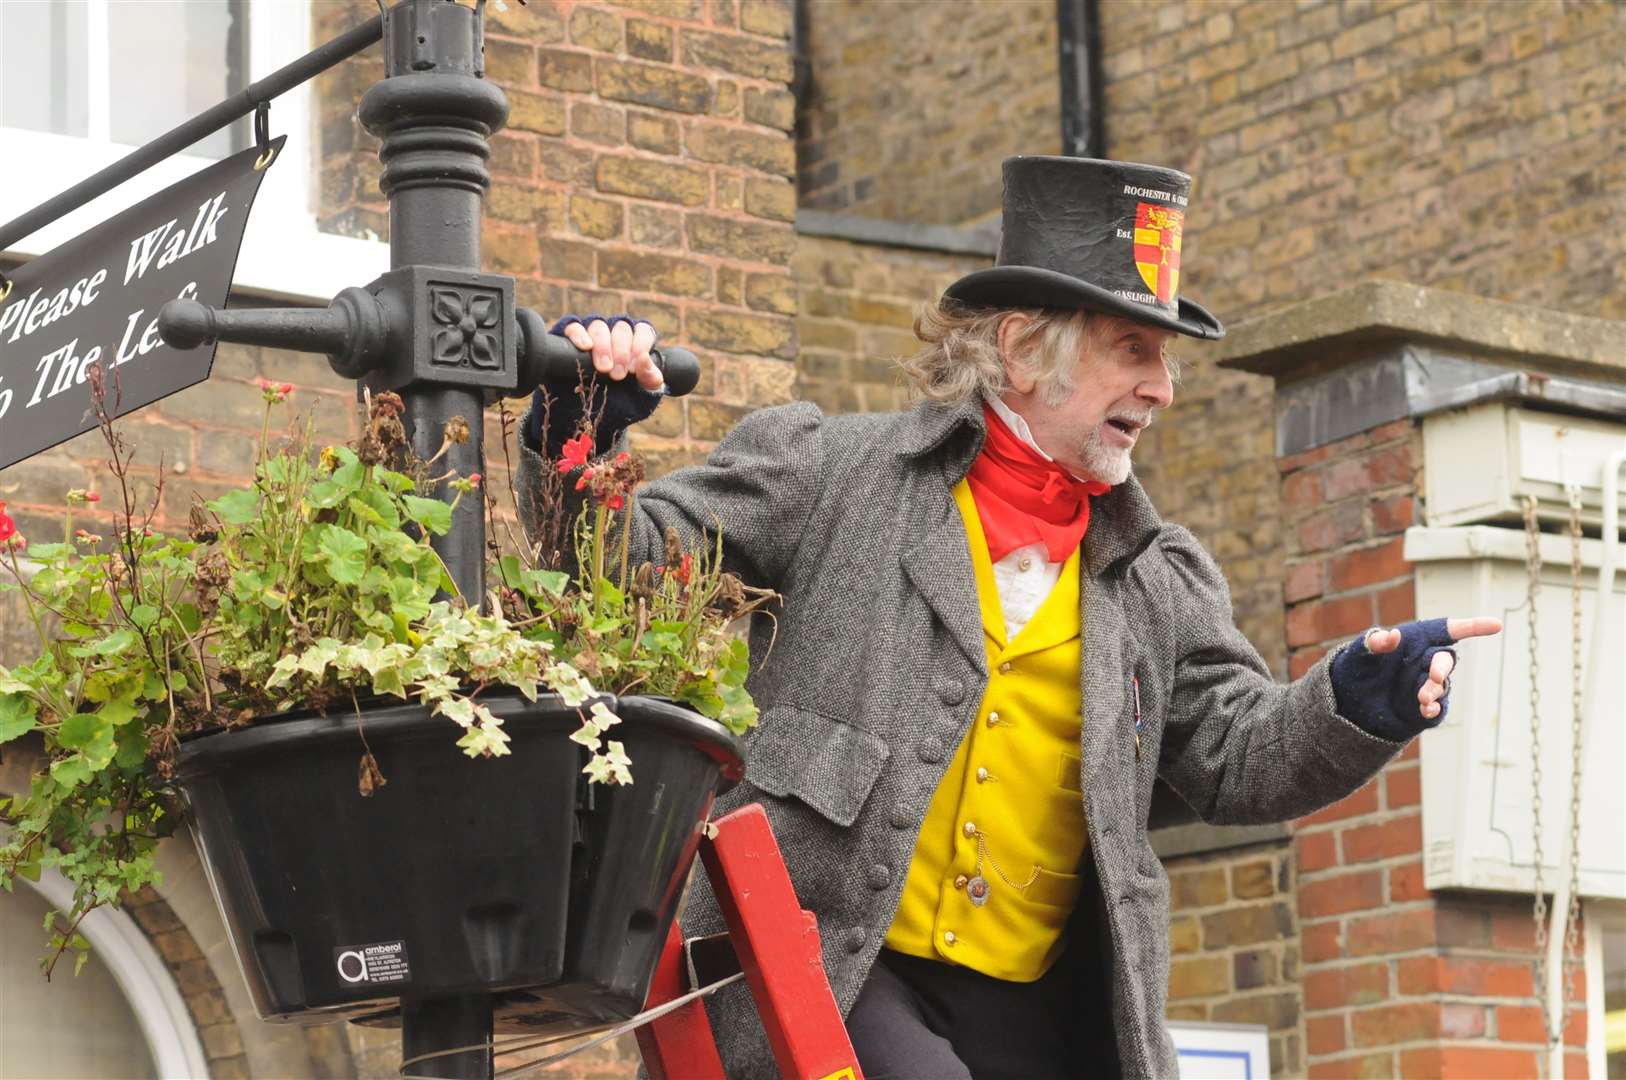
[560,317,665,391]
[1363,617,1502,720]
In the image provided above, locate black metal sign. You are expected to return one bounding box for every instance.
[0,137,283,470]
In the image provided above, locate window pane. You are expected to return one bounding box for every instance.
[0,888,160,1079]
[108,0,249,158]
[0,1,90,138]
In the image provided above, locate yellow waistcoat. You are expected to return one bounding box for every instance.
[883,479,1090,982]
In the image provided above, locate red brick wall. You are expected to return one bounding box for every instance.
[1280,420,1419,681]
[1281,420,1593,1077]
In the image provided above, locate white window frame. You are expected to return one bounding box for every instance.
[1,0,387,304]
[21,867,211,1078]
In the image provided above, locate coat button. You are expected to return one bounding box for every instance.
[867,864,891,890]
[844,927,867,954]
[890,803,916,829]
[937,679,965,705]
[916,738,944,763]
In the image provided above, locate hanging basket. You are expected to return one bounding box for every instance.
[174,692,744,1032]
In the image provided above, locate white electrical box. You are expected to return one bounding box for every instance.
[1407,525,1625,899]
[1423,403,1626,529]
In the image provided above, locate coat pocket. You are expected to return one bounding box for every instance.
[746,705,891,828]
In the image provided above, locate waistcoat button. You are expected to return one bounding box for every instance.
[844,927,867,954]
[943,930,957,946]
[998,661,1013,674]
[867,864,891,890]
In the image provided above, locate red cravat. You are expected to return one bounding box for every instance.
[966,403,1109,563]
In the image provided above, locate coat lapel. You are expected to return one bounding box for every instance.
[897,397,988,674]
[1079,477,1161,798]
[900,470,987,674]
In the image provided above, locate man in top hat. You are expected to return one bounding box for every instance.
[519,156,1500,1078]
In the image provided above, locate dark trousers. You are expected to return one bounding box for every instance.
[845,949,1087,1080]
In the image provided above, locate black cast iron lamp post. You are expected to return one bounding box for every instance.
[155,1,698,1074]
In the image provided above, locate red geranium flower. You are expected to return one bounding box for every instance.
[0,502,15,544]
[676,553,693,584]
[557,432,594,474]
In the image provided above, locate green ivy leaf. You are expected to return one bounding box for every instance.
[307,478,347,510]
[207,489,260,525]
[0,693,38,742]
[174,603,202,635]
[496,555,524,590]
[57,714,116,768]
[316,526,369,586]
[372,666,406,699]
[331,448,365,493]
[99,694,141,728]
[522,569,569,598]
[346,491,398,530]
[114,729,148,770]
[141,671,168,701]
[401,495,453,536]
[387,577,432,622]
[49,755,92,788]
[377,468,416,494]
[89,629,139,657]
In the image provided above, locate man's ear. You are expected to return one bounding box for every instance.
[997,312,1039,395]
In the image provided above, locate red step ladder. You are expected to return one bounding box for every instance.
[636,803,864,1080]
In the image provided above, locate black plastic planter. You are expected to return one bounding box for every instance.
[174,693,744,1032]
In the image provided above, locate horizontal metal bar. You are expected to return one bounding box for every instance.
[0,13,384,255]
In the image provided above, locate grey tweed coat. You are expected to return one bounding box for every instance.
[519,393,1403,1078]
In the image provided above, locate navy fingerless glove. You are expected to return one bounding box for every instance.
[523,314,665,458]
[1328,617,1458,742]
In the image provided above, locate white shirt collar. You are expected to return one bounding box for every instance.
[981,392,1053,461]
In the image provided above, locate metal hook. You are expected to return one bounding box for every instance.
[252,101,277,170]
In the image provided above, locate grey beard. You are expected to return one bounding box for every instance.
[1080,430,1133,486]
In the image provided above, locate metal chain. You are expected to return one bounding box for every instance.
[973,831,1041,892]
[1523,496,1554,1044]
[1560,490,1587,1027]
[1522,492,1590,1047]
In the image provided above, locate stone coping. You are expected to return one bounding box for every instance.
[796,209,999,258]
[1212,281,1626,387]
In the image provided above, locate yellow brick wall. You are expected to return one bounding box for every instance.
[796,0,1061,224]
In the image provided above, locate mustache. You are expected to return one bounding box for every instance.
[1106,411,1154,429]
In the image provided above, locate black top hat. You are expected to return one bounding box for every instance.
[945,156,1224,340]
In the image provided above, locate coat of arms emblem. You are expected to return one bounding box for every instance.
[1132,202,1184,304]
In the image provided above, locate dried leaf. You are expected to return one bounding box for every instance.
[358,752,387,797]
